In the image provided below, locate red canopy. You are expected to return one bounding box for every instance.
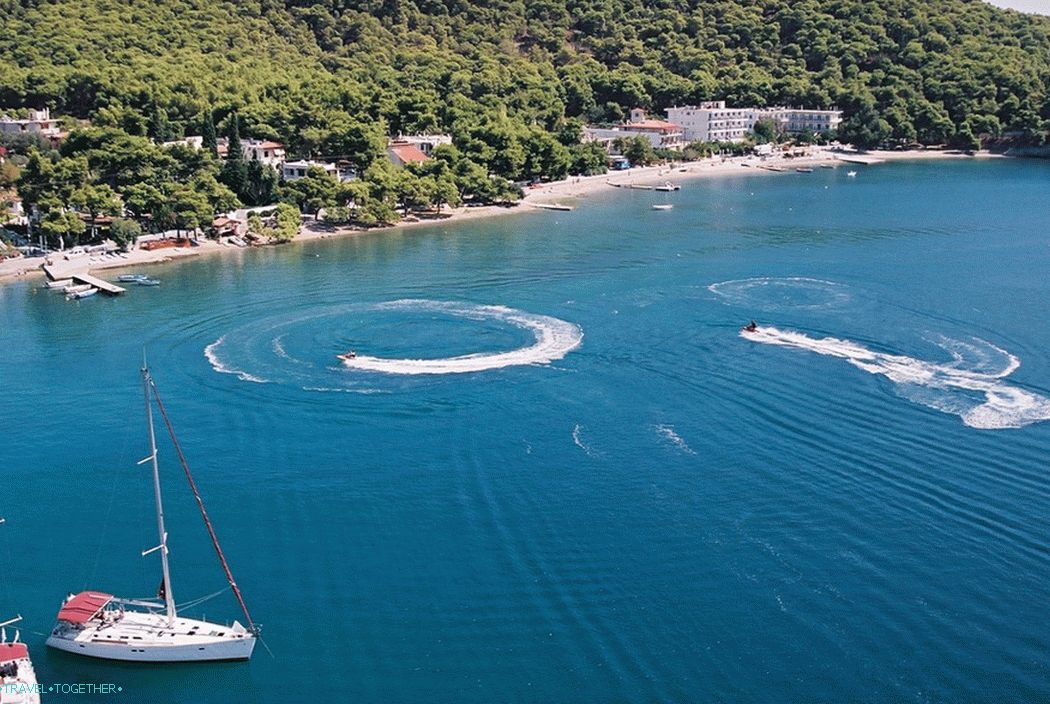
[56,591,113,624]
[0,642,28,662]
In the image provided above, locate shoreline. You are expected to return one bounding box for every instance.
[0,147,1006,285]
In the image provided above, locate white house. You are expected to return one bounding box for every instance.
[583,109,686,152]
[0,108,61,138]
[217,138,286,168]
[282,159,356,182]
[161,136,204,150]
[391,134,453,156]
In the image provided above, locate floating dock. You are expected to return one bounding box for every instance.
[70,272,125,295]
[834,154,884,165]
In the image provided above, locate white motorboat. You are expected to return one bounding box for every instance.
[654,182,680,192]
[62,283,92,295]
[651,204,674,210]
[117,274,148,282]
[847,170,858,177]
[136,278,161,286]
[1,520,40,704]
[45,278,74,289]
[69,287,98,300]
[46,361,259,662]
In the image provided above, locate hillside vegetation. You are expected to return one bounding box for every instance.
[3,0,1050,247]
[1,0,1049,148]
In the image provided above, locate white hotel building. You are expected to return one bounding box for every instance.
[665,102,842,143]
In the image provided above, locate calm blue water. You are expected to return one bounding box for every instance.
[2,159,1050,703]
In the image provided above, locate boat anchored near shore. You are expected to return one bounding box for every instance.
[1,518,40,704]
[46,361,259,663]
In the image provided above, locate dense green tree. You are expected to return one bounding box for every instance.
[752,119,778,144]
[220,113,247,198]
[109,217,142,250]
[279,167,338,217]
[272,203,301,242]
[245,159,279,206]
[617,136,656,167]
[202,110,218,157]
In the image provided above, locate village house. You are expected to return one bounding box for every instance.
[0,108,61,138]
[386,141,430,168]
[390,134,453,156]
[216,138,287,168]
[161,136,204,150]
[583,108,686,152]
[281,160,357,183]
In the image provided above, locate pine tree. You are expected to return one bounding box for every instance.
[202,110,218,156]
[220,113,248,198]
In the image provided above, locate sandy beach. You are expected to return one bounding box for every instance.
[0,147,1002,286]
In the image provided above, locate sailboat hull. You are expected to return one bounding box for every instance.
[46,611,256,662]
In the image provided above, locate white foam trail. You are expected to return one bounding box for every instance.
[654,424,697,455]
[709,277,850,310]
[339,300,583,375]
[204,336,268,383]
[742,326,1050,430]
[573,424,598,457]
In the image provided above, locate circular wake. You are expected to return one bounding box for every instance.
[337,300,583,375]
[203,300,582,390]
[709,277,850,311]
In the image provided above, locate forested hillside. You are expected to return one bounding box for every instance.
[2,0,1049,148]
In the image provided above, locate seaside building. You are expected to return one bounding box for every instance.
[282,160,357,183]
[665,102,754,142]
[665,102,842,142]
[583,109,686,152]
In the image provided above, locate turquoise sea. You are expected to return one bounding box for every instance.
[2,159,1050,702]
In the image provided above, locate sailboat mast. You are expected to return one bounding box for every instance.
[142,363,176,625]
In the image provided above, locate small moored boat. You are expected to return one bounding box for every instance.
[45,279,74,289]
[795,167,814,173]
[654,182,680,192]
[70,288,98,300]
[847,170,858,177]
[136,279,161,286]
[63,283,92,295]
[117,274,148,282]
[651,204,674,211]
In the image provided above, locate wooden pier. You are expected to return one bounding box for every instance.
[71,272,126,295]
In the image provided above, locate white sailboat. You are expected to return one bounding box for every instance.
[46,362,258,662]
[1,519,40,704]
